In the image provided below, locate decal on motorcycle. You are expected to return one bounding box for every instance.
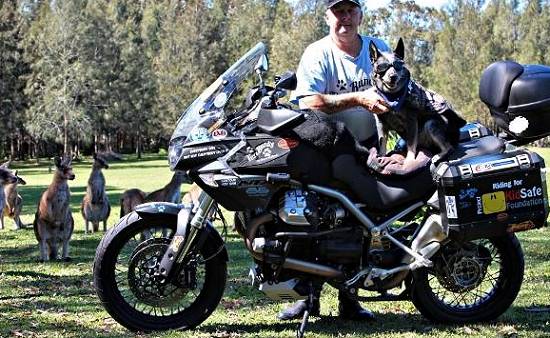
[507,197,544,210]
[445,195,458,219]
[245,186,270,197]
[481,191,506,214]
[188,127,210,142]
[170,235,184,252]
[256,141,275,158]
[277,138,299,150]
[211,129,228,140]
[183,145,225,160]
[459,188,478,200]
[476,197,483,215]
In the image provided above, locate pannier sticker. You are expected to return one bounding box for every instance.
[445,196,458,219]
[459,188,478,200]
[481,191,506,214]
[509,116,529,135]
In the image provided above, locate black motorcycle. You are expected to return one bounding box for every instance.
[93,43,550,336]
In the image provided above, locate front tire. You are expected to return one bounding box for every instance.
[410,234,524,323]
[93,212,227,332]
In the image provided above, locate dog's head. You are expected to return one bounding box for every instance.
[54,155,76,180]
[369,38,410,96]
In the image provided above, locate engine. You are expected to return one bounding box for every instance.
[246,189,366,300]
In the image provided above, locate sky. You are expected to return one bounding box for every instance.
[365,0,450,10]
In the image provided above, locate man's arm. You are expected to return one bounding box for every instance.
[301,89,390,115]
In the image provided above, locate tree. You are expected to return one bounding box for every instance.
[0,0,30,159]
[23,1,92,155]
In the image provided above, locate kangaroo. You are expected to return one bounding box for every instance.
[0,162,18,230]
[34,155,75,262]
[3,170,27,230]
[81,154,110,233]
[119,171,190,217]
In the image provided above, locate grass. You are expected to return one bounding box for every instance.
[0,152,549,337]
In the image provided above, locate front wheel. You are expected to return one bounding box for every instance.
[410,234,524,323]
[93,212,227,332]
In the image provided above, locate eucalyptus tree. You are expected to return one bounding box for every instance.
[107,0,158,158]
[0,0,29,159]
[22,0,92,155]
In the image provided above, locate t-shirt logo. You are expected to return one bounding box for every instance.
[337,79,347,91]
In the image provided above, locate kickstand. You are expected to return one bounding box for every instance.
[296,284,314,338]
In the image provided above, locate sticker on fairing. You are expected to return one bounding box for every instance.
[481,191,506,214]
[445,196,458,219]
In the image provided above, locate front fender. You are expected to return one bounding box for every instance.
[134,202,183,220]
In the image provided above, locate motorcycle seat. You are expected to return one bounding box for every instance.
[479,61,524,112]
[332,154,435,213]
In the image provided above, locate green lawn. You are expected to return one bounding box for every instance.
[0,152,549,337]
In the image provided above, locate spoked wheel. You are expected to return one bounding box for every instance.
[410,234,524,323]
[94,212,227,332]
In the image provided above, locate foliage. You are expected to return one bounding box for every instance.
[4,0,550,156]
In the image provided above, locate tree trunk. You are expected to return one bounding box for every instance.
[63,111,69,155]
[136,131,142,159]
[9,136,15,161]
[94,131,99,154]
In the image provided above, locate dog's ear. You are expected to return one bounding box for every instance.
[369,41,380,65]
[394,37,405,60]
[54,156,62,168]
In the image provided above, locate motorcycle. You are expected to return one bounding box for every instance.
[93,42,550,336]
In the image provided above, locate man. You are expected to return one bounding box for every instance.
[279,0,390,322]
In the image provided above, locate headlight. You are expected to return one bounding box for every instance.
[168,137,186,170]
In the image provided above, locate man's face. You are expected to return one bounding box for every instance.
[325,2,362,38]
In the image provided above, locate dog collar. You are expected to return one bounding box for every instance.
[376,79,410,112]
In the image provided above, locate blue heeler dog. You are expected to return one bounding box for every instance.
[369,38,466,170]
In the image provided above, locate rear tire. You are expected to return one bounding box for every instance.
[410,234,524,323]
[93,212,227,332]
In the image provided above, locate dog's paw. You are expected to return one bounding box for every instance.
[62,256,72,262]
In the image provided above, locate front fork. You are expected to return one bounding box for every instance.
[158,191,215,280]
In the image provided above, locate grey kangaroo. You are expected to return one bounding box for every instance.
[119,171,190,217]
[0,162,18,230]
[34,155,75,261]
[369,38,466,169]
[81,153,110,233]
[3,169,27,230]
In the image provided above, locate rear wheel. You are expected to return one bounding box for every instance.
[94,212,227,332]
[410,234,524,323]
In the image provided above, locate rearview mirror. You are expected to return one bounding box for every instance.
[275,71,297,91]
[255,55,269,74]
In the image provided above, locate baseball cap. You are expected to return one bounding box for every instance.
[326,0,361,8]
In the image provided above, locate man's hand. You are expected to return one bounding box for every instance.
[357,88,390,114]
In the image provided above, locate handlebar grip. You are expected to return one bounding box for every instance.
[266,173,291,184]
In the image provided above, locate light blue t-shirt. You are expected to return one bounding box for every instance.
[292,35,390,142]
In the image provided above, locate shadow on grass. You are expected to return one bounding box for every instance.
[200,304,550,336]
[0,232,101,265]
